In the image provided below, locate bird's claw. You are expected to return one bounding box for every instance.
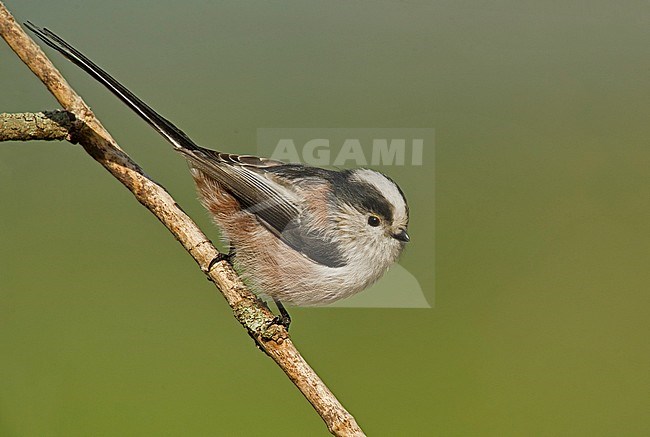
[272,300,292,331]
[271,313,292,331]
[207,252,232,271]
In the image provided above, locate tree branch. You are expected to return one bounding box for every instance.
[0,110,74,141]
[0,3,364,436]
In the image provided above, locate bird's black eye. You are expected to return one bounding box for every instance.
[367,215,381,227]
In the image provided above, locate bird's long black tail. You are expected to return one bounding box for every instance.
[24,22,200,152]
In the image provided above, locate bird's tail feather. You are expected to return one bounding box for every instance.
[24,21,200,152]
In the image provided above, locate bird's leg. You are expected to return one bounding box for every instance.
[273,299,292,330]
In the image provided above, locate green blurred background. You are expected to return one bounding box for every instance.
[1,1,649,435]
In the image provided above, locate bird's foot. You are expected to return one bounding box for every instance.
[207,251,232,271]
[272,300,292,331]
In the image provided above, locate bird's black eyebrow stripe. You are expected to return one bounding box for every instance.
[332,171,394,221]
[265,166,394,219]
[261,165,398,220]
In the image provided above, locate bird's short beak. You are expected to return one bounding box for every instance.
[392,228,410,243]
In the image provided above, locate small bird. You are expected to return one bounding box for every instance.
[26,23,410,324]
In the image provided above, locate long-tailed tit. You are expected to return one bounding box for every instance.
[26,23,410,319]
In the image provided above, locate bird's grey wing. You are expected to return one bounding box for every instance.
[184,149,347,267]
[181,148,300,233]
[280,224,347,267]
